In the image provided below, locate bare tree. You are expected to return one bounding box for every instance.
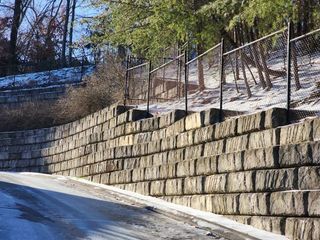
[68,0,76,63]
[61,0,71,66]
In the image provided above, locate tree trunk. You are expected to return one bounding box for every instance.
[220,27,286,78]
[234,28,240,80]
[258,41,272,89]
[228,54,239,93]
[9,0,23,72]
[68,0,76,64]
[292,42,301,90]
[240,51,252,98]
[196,44,205,91]
[62,0,71,67]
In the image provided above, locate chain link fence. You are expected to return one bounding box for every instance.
[125,60,150,105]
[290,28,320,119]
[149,53,185,103]
[185,43,222,111]
[222,29,288,114]
[125,24,320,122]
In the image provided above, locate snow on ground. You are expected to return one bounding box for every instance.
[137,50,320,116]
[0,65,95,89]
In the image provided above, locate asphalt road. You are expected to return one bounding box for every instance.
[0,172,223,240]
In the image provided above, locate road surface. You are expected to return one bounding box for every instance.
[0,172,223,240]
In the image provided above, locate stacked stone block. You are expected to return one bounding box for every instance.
[0,105,319,240]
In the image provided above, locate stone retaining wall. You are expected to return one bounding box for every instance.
[0,83,81,107]
[0,104,319,240]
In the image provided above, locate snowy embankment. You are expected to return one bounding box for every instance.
[137,51,320,116]
[0,65,95,90]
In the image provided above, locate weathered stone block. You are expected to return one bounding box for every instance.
[147,140,161,154]
[270,191,307,216]
[114,145,132,158]
[150,180,165,196]
[190,195,207,211]
[313,118,320,141]
[217,152,243,173]
[248,129,280,150]
[204,174,227,193]
[203,140,225,157]
[201,108,220,126]
[123,158,140,170]
[125,121,141,135]
[167,149,184,164]
[152,152,168,165]
[184,176,204,194]
[308,191,320,217]
[133,132,152,144]
[195,156,217,175]
[141,117,159,132]
[132,168,145,182]
[239,193,269,215]
[185,112,203,130]
[250,216,285,235]
[193,125,215,144]
[159,110,186,129]
[280,120,313,145]
[159,164,176,179]
[139,155,153,168]
[177,130,194,148]
[208,194,239,214]
[298,166,320,190]
[184,144,203,160]
[255,168,298,191]
[285,218,320,240]
[310,141,320,165]
[170,196,192,208]
[264,108,287,129]
[165,179,183,195]
[227,171,254,192]
[144,166,160,180]
[225,134,248,154]
[237,111,265,135]
[176,160,195,177]
[128,109,153,122]
[161,136,177,151]
[214,118,237,140]
[113,125,125,138]
[279,143,312,167]
[165,118,185,137]
[135,181,150,195]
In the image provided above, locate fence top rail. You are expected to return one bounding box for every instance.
[223,28,287,56]
[127,62,149,71]
[150,53,185,74]
[186,43,222,65]
[291,27,320,42]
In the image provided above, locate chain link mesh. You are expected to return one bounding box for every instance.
[125,28,320,118]
[126,62,149,104]
[222,30,288,113]
[290,29,320,119]
[150,54,185,103]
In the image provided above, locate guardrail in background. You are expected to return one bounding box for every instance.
[125,22,320,123]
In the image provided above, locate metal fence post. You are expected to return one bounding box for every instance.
[124,55,130,106]
[147,60,152,113]
[286,21,293,124]
[219,39,225,122]
[184,48,189,114]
